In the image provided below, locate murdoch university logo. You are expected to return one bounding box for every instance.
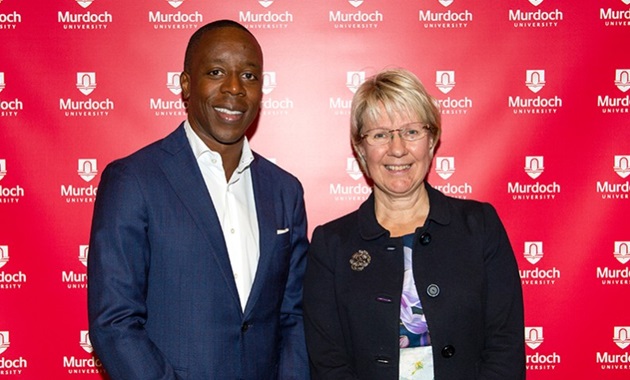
[60,159,98,204]
[150,72,186,117]
[525,156,544,179]
[596,155,630,199]
[615,69,630,93]
[0,160,26,203]
[597,69,630,113]
[508,155,560,200]
[262,72,276,95]
[419,0,473,29]
[329,158,370,202]
[614,242,630,264]
[0,245,8,269]
[261,72,293,115]
[0,159,6,181]
[525,326,561,370]
[436,71,455,94]
[433,156,472,198]
[239,0,294,29]
[526,70,545,93]
[0,73,24,117]
[600,2,630,26]
[76,72,96,96]
[78,159,98,182]
[524,241,544,264]
[509,69,561,114]
[347,71,365,94]
[166,72,181,95]
[614,155,630,178]
[328,1,383,30]
[0,331,8,355]
[435,156,455,179]
[596,241,630,285]
[614,327,630,349]
[80,330,93,353]
[525,327,544,349]
[79,245,89,267]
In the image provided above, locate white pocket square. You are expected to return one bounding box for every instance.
[276,228,290,235]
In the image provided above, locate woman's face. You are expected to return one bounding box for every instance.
[356,106,435,199]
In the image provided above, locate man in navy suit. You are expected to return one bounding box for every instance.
[87,20,309,379]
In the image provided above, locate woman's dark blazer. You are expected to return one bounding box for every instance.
[303,183,525,380]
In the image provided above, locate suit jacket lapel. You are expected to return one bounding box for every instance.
[244,157,276,316]
[159,124,242,311]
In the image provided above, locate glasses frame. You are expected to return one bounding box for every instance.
[360,122,432,146]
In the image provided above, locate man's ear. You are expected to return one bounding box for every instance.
[180,71,190,99]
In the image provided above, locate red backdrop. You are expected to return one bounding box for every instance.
[1,0,629,378]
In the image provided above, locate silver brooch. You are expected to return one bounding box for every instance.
[350,250,371,271]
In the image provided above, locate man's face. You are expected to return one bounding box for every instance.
[181,27,263,151]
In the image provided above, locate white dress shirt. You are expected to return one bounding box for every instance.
[184,121,260,311]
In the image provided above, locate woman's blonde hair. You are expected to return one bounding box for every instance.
[350,68,442,149]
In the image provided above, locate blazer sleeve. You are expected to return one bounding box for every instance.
[278,181,311,380]
[87,161,179,380]
[303,226,359,380]
[478,203,526,380]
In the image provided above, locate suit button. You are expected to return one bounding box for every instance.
[441,345,455,358]
[427,284,440,297]
[419,232,431,245]
[241,323,250,332]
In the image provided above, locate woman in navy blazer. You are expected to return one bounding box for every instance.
[303,68,525,380]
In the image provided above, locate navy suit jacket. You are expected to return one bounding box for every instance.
[88,124,310,380]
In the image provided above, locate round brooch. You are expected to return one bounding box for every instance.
[350,250,371,271]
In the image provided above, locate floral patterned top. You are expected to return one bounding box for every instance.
[399,234,434,380]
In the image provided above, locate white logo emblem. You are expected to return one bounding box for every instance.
[613,327,630,349]
[346,72,365,94]
[525,326,544,349]
[167,0,184,8]
[524,241,543,264]
[0,331,9,355]
[348,0,363,7]
[259,0,274,7]
[623,0,630,6]
[79,245,89,267]
[439,0,454,7]
[525,70,545,93]
[525,156,544,179]
[615,69,630,93]
[529,0,543,6]
[78,159,98,182]
[435,71,455,94]
[614,155,630,178]
[0,159,6,181]
[614,242,630,265]
[346,158,363,180]
[166,72,181,95]
[435,156,455,180]
[76,72,97,96]
[0,245,8,269]
[76,0,94,8]
[80,330,94,353]
[263,72,277,95]
[0,72,5,93]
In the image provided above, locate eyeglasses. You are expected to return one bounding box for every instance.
[360,123,431,146]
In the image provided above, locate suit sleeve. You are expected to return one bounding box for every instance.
[478,204,526,380]
[303,227,359,380]
[87,162,179,380]
[278,182,310,380]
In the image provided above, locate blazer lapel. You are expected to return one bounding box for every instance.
[159,124,242,311]
[244,157,277,316]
